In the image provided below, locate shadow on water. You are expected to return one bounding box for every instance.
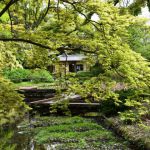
[0,126,58,150]
[0,116,56,150]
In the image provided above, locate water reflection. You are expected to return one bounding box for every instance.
[0,127,16,150]
[0,125,43,150]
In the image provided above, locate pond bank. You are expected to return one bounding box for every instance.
[101,116,150,150]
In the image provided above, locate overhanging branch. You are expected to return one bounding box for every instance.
[0,0,19,17]
[0,38,52,49]
[0,38,95,53]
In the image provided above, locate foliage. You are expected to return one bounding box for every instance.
[3,68,31,83]
[99,98,125,116]
[23,48,55,69]
[76,71,93,78]
[0,41,29,125]
[19,116,91,128]
[0,76,29,125]
[90,63,105,76]
[50,100,71,116]
[0,0,150,124]
[86,88,150,121]
[119,92,150,124]
[30,69,54,83]
[0,128,16,150]
[14,82,55,89]
[111,0,148,16]
[0,42,22,70]
[3,68,54,83]
[75,71,93,82]
[127,19,150,61]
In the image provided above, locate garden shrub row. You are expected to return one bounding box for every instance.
[3,68,54,83]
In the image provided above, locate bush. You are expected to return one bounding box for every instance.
[99,97,126,116]
[3,68,31,83]
[75,71,94,82]
[98,88,150,124]
[90,63,105,76]
[99,89,139,117]
[0,76,28,125]
[76,71,93,77]
[3,68,54,83]
[30,69,54,83]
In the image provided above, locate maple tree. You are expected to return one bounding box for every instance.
[0,0,149,124]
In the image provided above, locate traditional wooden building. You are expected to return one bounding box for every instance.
[54,54,89,74]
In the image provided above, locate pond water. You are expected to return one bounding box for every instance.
[0,116,131,150]
[1,125,44,150]
[0,115,52,150]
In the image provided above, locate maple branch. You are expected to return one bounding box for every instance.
[0,38,95,53]
[0,38,52,49]
[0,0,19,17]
[32,0,51,29]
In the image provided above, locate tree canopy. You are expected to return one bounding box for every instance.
[0,0,150,124]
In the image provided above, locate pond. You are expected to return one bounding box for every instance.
[0,116,131,150]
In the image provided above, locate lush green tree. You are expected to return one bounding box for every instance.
[127,19,150,60]
[0,0,149,123]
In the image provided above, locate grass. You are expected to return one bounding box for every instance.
[14,82,56,89]
[19,116,131,149]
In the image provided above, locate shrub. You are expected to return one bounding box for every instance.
[30,69,54,83]
[75,71,94,82]
[3,68,54,83]
[99,89,140,117]
[90,63,105,76]
[0,76,29,125]
[76,71,93,77]
[98,88,150,124]
[99,97,126,116]
[3,68,31,83]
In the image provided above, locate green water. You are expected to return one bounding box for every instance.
[0,116,131,150]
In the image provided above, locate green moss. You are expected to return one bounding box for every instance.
[34,122,102,133]
[34,129,115,144]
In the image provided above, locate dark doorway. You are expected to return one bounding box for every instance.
[69,62,76,72]
[47,65,54,73]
